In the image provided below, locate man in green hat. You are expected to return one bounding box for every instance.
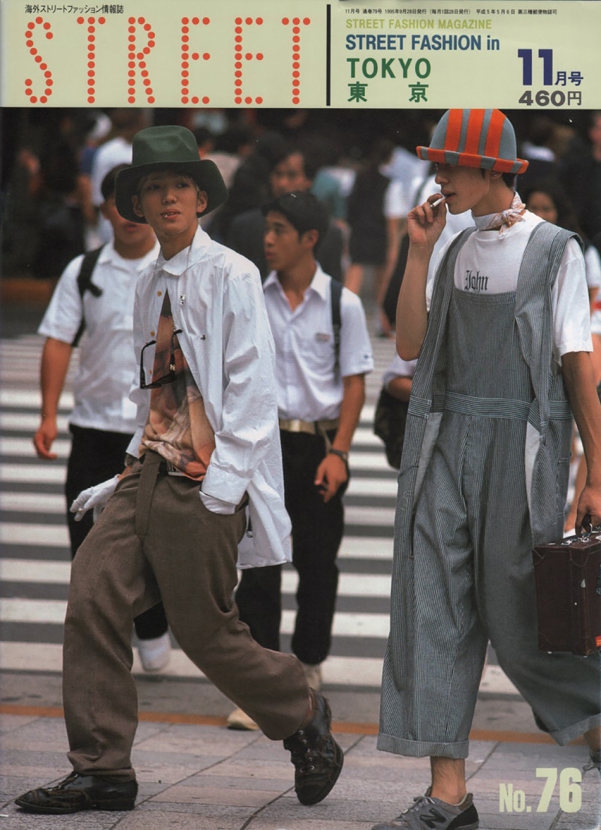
[15,125,343,816]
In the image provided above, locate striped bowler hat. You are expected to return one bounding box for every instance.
[417,109,528,175]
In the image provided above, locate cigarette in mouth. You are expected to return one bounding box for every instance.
[431,196,446,208]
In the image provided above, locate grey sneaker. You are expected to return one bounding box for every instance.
[372,791,479,830]
[583,749,601,774]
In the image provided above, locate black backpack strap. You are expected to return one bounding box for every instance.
[330,276,343,376]
[72,246,104,347]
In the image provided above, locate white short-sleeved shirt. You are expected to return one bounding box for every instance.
[585,243,601,290]
[426,210,591,364]
[382,352,417,389]
[383,179,409,220]
[38,240,159,433]
[263,266,374,421]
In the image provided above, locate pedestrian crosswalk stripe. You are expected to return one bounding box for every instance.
[347,477,397,498]
[0,389,73,408]
[0,641,520,696]
[0,559,70,582]
[0,558,392,597]
[348,427,384,447]
[0,465,66,484]
[0,641,389,687]
[0,412,70,431]
[338,537,393,559]
[0,522,69,546]
[348,452,392,472]
[0,598,390,637]
[344,506,395,525]
[0,437,71,457]
[0,493,66,513]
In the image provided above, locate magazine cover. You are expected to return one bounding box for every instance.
[0,2,600,829]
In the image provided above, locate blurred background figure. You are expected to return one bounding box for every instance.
[30,136,87,281]
[345,139,407,331]
[226,145,344,281]
[522,179,601,534]
[210,131,288,243]
[299,135,348,227]
[32,164,171,672]
[229,191,373,730]
[200,124,254,191]
[559,110,601,241]
[522,179,601,335]
[379,165,473,336]
[517,115,558,190]
[89,109,150,246]
[373,352,416,471]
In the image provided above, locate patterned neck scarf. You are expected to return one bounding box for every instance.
[474,191,527,238]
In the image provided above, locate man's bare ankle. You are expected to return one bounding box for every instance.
[430,786,468,806]
[299,689,316,729]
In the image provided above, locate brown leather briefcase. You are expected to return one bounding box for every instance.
[532,532,601,656]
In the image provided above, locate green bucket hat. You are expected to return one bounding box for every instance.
[115,125,228,223]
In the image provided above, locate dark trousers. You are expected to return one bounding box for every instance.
[65,425,168,640]
[236,430,345,666]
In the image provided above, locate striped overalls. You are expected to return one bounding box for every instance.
[378,223,601,760]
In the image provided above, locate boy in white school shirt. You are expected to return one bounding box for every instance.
[229,190,373,730]
[33,163,171,672]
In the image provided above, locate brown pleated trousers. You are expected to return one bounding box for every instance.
[63,451,309,780]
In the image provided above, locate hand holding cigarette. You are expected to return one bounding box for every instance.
[430,195,447,208]
[406,193,448,247]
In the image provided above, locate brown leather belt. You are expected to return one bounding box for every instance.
[278,418,339,436]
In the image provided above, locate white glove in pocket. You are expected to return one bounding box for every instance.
[70,476,119,522]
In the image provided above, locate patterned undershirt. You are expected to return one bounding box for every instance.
[142,290,215,480]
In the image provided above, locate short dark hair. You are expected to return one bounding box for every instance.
[262,191,329,250]
[285,146,320,183]
[101,163,130,201]
[479,167,517,189]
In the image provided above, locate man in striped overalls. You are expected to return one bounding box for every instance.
[373,110,601,830]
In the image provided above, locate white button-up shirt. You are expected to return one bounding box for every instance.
[263,266,374,421]
[128,226,292,568]
[38,240,160,434]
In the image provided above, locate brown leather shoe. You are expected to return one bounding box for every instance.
[15,771,138,814]
[283,690,344,805]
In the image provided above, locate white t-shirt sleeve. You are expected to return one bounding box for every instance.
[425,237,453,311]
[591,310,601,337]
[383,180,409,220]
[37,255,85,344]
[552,238,592,361]
[382,352,417,387]
[339,289,374,378]
[585,244,601,290]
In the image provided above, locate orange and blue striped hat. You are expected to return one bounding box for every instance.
[417,109,528,175]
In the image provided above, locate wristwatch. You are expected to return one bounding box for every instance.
[328,448,349,464]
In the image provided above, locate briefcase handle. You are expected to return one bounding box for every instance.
[561,514,601,546]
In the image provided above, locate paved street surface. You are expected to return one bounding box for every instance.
[0,709,599,830]
[0,303,599,828]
